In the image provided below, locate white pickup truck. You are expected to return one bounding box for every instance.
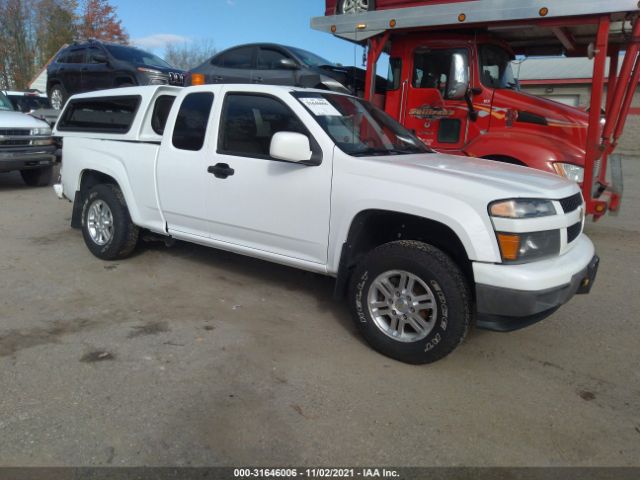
[0,91,56,186]
[53,84,599,364]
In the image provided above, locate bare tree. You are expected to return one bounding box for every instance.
[0,0,37,89]
[35,0,77,66]
[164,39,217,70]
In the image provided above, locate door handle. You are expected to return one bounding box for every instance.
[214,76,224,82]
[254,76,264,83]
[208,163,235,179]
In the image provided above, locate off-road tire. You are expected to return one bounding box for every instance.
[81,184,139,260]
[348,240,471,364]
[21,166,53,187]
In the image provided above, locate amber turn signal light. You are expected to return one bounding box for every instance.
[191,73,205,86]
[497,233,520,261]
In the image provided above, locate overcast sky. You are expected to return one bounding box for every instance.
[114,0,367,67]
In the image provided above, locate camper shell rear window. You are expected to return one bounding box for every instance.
[57,96,141,133]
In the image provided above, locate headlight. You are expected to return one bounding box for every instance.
[490,199,556,218]
[553,163,584,183]
[496,230,560,263]
[31,127,51,136]
[137,67,162,75]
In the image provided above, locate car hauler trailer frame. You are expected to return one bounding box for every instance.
[311,0,640,219]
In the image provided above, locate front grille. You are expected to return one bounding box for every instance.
[559,193,583,213]
[0,139,31,147]
[0,128,30,137]
[567,222,582,243]
[168,72,185,86]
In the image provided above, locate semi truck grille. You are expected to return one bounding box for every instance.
[559,193,583,213]
[567,222,582,243]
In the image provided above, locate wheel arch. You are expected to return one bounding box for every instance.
[71,169,136,229]
[334,209,474,299]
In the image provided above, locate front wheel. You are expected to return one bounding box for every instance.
[348,240,471,364]
[337,0,375,14]
[21,166,53,187]
[81,184,139,260]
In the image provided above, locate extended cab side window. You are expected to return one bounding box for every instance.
[218,93,307,159]
[151,95,176,135]
[172,92,214,151]
[412,48,467,99]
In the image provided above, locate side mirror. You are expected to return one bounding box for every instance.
[447,53,469,100]
[270,132,312,163]
[278,58,300,70]
[92,54,108,64]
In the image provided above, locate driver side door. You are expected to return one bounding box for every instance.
[205,90,332,265]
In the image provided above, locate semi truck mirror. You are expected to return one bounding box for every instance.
[447,53,469,100]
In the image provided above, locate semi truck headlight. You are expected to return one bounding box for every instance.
[490,199,556,218]
[553,163,584,183]
[496,230,560,263]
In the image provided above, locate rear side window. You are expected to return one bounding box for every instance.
[214,46,254,69]
[151,95,176,135]
[57,96,141,133]
[219,93,307,159]
[172,92,214,151]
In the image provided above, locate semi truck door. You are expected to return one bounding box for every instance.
[404,47,470,152]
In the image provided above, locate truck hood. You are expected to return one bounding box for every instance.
[369,152,579,200]
[494,89,589,127]
[0,110,50,129]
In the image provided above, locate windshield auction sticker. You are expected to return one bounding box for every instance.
[299,97,342,116]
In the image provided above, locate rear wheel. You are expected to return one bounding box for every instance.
[348,240,471,364]
[21,166,53,187]
[337,0,374,14]
[49,84,67,110]
[81,184,139,260]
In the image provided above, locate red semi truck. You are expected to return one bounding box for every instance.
[312,0,640,219]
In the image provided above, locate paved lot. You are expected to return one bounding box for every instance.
[0,160,639,467]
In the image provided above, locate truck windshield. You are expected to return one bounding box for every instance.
[105,45,173,69]
[0,92,14,111]
[294,92,431,157]
[479,45,519,90]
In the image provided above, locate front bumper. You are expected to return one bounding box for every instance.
[473,235,598,331]
[0,147,56,172]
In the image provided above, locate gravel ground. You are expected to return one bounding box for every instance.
[0,160,638,467]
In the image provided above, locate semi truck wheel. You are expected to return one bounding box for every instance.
[337,0,375,14]
[81,184,139,260]
[348,240,471,364]
[21,166,53,187]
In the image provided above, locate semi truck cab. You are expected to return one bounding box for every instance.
[384,34,588,180]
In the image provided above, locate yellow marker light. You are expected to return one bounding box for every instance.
[497,233,521,261]
[331,25,337,33]
[539,7,549,16]
[357,23,367,30]
[458,13,466,22]
[389,19,397,28]
[190,73,205,86]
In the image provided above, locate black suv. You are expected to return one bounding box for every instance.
[47,40,185,110]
